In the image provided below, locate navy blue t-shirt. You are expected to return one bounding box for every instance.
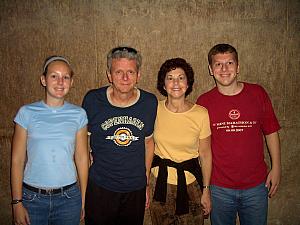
[82,86,157,192]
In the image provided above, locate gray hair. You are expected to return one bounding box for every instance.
[107,46,142,72]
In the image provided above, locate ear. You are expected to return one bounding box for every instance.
[70,77,74,87]
[136,71,141,83]
[40,75,46,87]
[237,64,240,74]
[106,70,113,83]
[208,65,213,76]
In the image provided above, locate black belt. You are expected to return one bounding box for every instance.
[23,182,76,195]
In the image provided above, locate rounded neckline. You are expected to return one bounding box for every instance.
[106,86,140,108]
[41,100,66,110]
[162,99,196,114]
[216,82,246,97]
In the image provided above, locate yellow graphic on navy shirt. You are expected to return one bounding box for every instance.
[106,127,139,146]
[101,116,144,131]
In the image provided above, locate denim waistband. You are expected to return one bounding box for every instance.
[23,182,76,195]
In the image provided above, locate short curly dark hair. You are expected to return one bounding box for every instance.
[157,58,194,97]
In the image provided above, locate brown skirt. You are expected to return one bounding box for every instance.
[149,178,204,225]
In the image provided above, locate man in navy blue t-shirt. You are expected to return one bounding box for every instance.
[82,46,157,225]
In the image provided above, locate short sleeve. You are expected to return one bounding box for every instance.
[78,108,88,130]
[260,87,280,135]
[199,107,211,139]
[82,90,96,133]
[14,106,30,130]
[145,95,158,138]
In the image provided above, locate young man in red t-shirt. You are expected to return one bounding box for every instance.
[197,43,281,225]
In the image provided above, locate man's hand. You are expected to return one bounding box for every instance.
[145,185,150,209]
[265,167,281,198]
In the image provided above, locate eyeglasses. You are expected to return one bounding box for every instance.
[111,46,137,54]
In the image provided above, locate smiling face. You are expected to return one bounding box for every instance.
[107,58,140,95]
[164,67,188,100]
[40,60,73,103]
[209,52,239,89]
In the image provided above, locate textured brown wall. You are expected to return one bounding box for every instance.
[0,0,299,224]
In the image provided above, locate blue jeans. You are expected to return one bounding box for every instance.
[22,184,82,225]
[210,182,268,225]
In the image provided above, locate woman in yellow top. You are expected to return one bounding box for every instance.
[150,58,212,225]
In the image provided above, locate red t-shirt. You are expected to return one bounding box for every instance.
[197,82,280,189]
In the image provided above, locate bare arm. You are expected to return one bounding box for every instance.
[145,135,155,208]
[265,131,281,198]
[145,136,155,185]
[198,135,212,215]
[87,132,93,166]
[74,126,89,220]
[11,124,30,225]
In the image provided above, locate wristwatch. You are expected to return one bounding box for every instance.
[11,199,23,205]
